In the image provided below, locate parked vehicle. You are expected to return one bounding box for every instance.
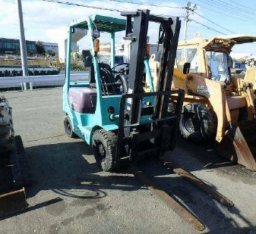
[0,96,29,215]
[63,11,184,171]
[150,36,256,170]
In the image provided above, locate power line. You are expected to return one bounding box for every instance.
[111,0,232,35]
[42,0,184,21]
[199,0,256,21]
[41,0,182,22]
[110,0,234,35]
[231,0,256,12]
[42,0,228,36]
[190,18,227,35]
[193,1,253,23]
[210,0,256,15]
[42,0,121,12]
[110,0,232,35]
[108,0,185,9]
[192,11,235,34]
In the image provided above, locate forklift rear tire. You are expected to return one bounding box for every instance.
[64,116,76,138]
[179,104,217,142]
[92,129,117,172]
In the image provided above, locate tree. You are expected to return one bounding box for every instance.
[35,41,45,55]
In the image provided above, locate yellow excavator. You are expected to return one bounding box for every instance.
[150,35,256,170]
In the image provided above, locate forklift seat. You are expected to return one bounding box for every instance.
[69,87,97,113]
[90,63,115,83]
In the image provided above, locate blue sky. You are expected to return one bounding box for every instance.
[1,0,256,55]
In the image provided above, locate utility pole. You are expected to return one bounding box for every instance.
[184,1,197,42]
[183,1,197,62]
[17,0,30,90]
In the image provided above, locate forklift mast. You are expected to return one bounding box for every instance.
[122,10,181,123]
[115,10,184,164]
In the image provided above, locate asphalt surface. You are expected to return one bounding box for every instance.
[1,87,256,234]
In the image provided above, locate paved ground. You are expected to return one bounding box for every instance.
[1,87,256,234]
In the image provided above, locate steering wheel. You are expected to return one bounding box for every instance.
[112,63,129,75]
[115,74,128,94]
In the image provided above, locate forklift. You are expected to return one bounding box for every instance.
[63,10,184,171]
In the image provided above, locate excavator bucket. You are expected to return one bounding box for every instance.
[0,188,27,218]
[0,135,30,218]
[217,120,256,171]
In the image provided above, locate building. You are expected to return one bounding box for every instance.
[41,42,59,56]
[0,38,37,56]
[0,38,59,57]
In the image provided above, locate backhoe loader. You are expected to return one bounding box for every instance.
[150,36,256,170]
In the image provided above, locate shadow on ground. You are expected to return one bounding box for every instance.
[173,136,256,185]
[25,141,142,198]
[140,157,255,234]
[2,137,256,233]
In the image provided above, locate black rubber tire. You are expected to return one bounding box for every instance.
[92,129,117,172]
[179,104,217,142]
[64,116,76,138]
[10,135,31,187]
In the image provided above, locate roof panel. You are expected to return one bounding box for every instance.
[73,15,126,33]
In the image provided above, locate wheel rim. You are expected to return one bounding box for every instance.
[96,142,106,161]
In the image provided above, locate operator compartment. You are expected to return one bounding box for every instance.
[68,87,96,113]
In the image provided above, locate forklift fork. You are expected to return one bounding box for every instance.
[115,89,184,164]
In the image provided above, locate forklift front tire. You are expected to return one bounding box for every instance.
[64,116,76,138]
[92,129,117,172]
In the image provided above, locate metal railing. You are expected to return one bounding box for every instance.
[0,72,89,90]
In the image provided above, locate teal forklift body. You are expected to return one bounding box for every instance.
[63,15,127,145]
[63,12,181,149]
[63,10,183,172]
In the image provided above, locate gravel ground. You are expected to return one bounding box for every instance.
[0,87,256,234]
